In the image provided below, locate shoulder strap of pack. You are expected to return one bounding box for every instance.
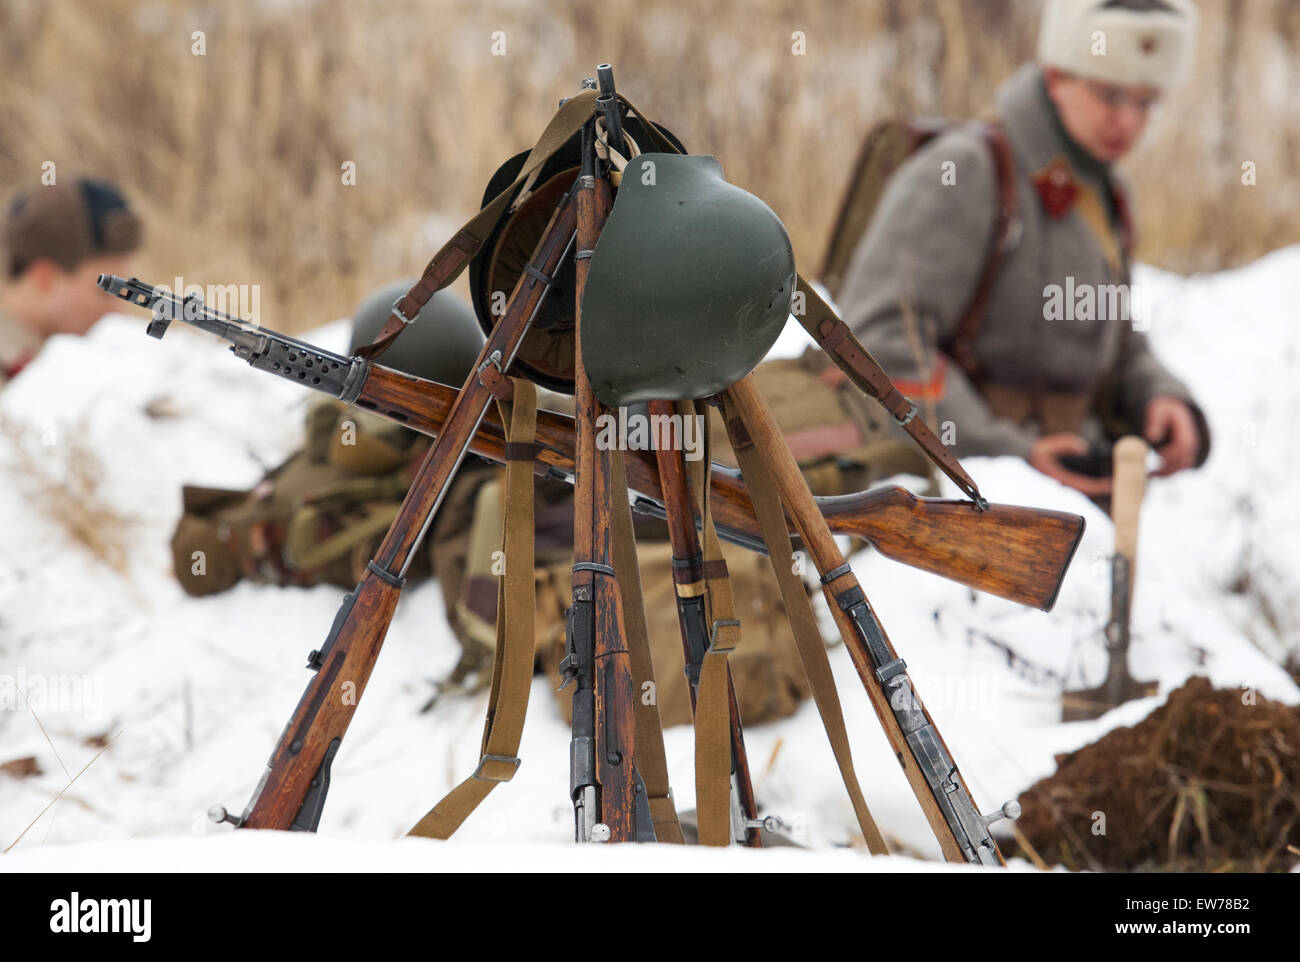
[819,118,948,300]
[945,120,1019,380]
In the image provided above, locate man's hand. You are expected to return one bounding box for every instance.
[1029,433,1113,496]
[1144,396,1200,477]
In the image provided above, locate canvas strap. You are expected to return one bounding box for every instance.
[608,445,684,843]
[720,391,890,855]
[406,379,537,838]
[685,401,743,847]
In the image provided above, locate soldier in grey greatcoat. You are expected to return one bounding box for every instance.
[841,0,1208,498]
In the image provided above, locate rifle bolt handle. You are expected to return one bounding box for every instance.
[208,805,242,827]
[982,800,1022,827]
[745,815,787,834]
[590,823,611,843]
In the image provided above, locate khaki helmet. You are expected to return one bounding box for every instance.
[350,280,484,386]
[581,154,795,407]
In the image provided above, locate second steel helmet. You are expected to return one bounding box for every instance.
[580,154,795,407]
[350,280,484,387]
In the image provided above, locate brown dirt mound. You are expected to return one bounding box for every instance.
[1013,676,1300,872]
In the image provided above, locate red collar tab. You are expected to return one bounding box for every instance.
[1033,157,1078,220]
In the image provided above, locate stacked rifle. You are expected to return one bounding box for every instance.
[101,64,1086,864]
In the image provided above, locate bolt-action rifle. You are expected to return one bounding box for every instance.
[99,273,1084,612]
[100,272,1083,835]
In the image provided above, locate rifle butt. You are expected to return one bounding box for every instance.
[818,488,1085,611]
[239,573,401,830]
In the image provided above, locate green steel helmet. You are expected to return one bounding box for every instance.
[349,280,484,386]
[467,116,687,395]
[580,154,795,407]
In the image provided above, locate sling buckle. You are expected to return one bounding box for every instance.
[894,401,919,427]
[708,618,741,653]
[473,754,521,783]
[390,297,416,325]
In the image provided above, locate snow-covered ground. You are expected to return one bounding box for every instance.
[1,248,1297,871]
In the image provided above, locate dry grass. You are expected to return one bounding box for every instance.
[0,414,135,574]
[1,0,1295,331]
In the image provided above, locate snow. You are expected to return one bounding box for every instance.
[2,248,1297,871]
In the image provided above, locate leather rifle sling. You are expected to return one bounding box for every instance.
[608,446,685,843]
[792,287,985,506]
[359,90,676,362]
[945,121,1018,380]
[719,392,889,855]
[625,108,987,509]
[357,91,601,360]
[406,379,538,838]
[690,401,742,847]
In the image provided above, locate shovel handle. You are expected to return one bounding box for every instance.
[1111,436,1149,593]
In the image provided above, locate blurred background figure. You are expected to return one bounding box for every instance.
[1,177,142,386]
[837,0,1209,500]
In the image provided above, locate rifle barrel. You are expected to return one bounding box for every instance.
[595,62,626,156]
[100,274,367,401]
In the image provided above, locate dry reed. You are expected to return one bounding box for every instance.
[0,0,1294,332]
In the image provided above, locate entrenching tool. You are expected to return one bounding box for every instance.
[1063,436,1159,721]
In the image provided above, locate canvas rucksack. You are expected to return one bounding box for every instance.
[819,117,1020,381]
[170,399,494,597]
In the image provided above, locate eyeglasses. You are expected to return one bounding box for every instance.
[1081,78,1162,114]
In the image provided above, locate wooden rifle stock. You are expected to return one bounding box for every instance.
[240,572,399,829]
[569,149,638,842]
[814,488,1083,611]
[356,367,1084,611]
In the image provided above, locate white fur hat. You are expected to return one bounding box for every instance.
[1038,0,1199,89]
